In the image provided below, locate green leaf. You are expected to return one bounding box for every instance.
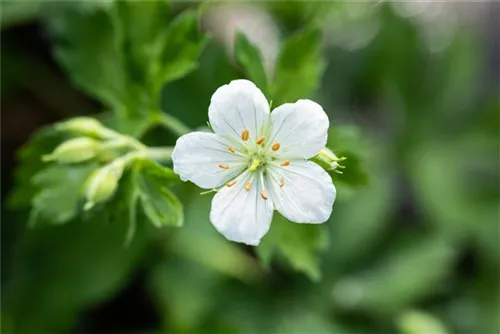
[137,158,180,187]
[29,163,97,226]
[134,160,183,228]
[47,5,128,112]
[154,10,209,88]
[114,0,170,85]
[257,214,328,281]
[271,27,325,105]
[235,31,268,94]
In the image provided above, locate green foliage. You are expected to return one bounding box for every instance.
[234,26,325,106]
[29,163,96,226]
[235,31,269,95]
[2,212,148,333]
[48,5,128,113]
[46,2,207,134]
[332,236,456,314]
[154,10,209,89]
[271,27,325,105]
[258,214,328,281]
[134,159,183,228]
[8,127,65,209]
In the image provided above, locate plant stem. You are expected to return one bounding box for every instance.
[145,147,174,162]
[154,113,191,137]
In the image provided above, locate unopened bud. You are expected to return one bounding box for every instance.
[43,137,101,164]
[83,160,124,210]
[311,147,345,172]
[57,117,111,139]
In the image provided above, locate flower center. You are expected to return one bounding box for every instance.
[217,129,291,197]
[248,158,262,172]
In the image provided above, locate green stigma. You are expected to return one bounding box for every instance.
[249,158,262,172]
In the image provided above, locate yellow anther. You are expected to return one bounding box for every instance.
[272,142,280,151]
[228,146,235,153]
[218,164,230,169]
[280,160,290,167]
[244,182,252,191]
[226,180,236,187]
[256,136,265,145]
[260,189,268,200]
[249,158,261,172]
[241,129,249,141]
[279,178,284,187]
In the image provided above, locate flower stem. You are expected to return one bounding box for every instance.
[154,112,191,137]
[144,147,174,162]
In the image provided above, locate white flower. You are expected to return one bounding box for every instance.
[172,80,336,246]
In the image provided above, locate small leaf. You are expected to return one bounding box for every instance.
[271,27,325,105]
[154,10,209,87]
[137,158,180,186]
[257,214,328,281]
[235,31,268,94]
[135,161,183,228]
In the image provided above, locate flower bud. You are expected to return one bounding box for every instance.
[43,137,101,164]
[311,147,345,172]
[56,117,111,139]
[83,160,124,210]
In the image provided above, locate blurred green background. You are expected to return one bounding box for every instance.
[1,1,499,334]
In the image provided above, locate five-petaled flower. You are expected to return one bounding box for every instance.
[172,80,336,245]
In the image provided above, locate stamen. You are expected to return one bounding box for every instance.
[228,146,235,153]
[260,189,268,200]
[280,160,290,167]
[218,164,230,169]
[259,172,268,200]
[272,142,280,151]
[256,136,265,145]
[279,178,284,187]
[241,129,249,141]
[244,182,252,191]
[226,180,236,187]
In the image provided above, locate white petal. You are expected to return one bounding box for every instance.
[269,99,329,159]
[266,160,335,224]
[172,132,247,189]
[209,80,271,144]
[210,171,274,245]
